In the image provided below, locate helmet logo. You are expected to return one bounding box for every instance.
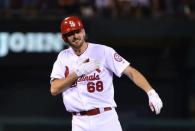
[78,22,81,26]
[69,21,76,27]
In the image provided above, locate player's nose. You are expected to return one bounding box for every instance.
[73,30,81,37]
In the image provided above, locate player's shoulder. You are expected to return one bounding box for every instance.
[56,47,72,59]
[89,43,113,50]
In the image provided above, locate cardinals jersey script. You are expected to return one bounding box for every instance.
[50,43,130,112]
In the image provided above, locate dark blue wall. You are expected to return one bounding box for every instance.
[0,18,195,121]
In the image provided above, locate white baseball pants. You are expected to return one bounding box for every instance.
[71,108,123,131]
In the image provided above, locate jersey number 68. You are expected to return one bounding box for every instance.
[87,81,103,93]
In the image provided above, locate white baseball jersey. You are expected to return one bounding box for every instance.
[50,43,130,112]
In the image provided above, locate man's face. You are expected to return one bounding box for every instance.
[64,29,85,49]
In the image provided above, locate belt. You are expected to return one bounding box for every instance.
[72,107,112,116]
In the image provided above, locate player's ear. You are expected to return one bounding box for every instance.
[62,34,70,44]
[82,29,88,40]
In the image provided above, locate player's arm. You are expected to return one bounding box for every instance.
[50,72,78,96]
[123,65,153,93]
[50,59,100,96]
[123,65,163,114]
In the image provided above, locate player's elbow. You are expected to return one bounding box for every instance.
[50,86,59,96]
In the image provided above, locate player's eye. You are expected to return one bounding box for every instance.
[75,29,81,34]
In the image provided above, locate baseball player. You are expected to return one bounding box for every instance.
[50,16,163,131]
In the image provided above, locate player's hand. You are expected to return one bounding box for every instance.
[75,59,100,77]
[147,89,163,115]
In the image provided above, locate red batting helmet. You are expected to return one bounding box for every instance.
[60,16,84,35]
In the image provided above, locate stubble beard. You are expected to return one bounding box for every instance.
[70,38,85,50]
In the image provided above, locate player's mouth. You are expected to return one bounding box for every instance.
[73,39,80,43]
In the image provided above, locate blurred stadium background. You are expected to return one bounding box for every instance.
[0,0,195,131]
